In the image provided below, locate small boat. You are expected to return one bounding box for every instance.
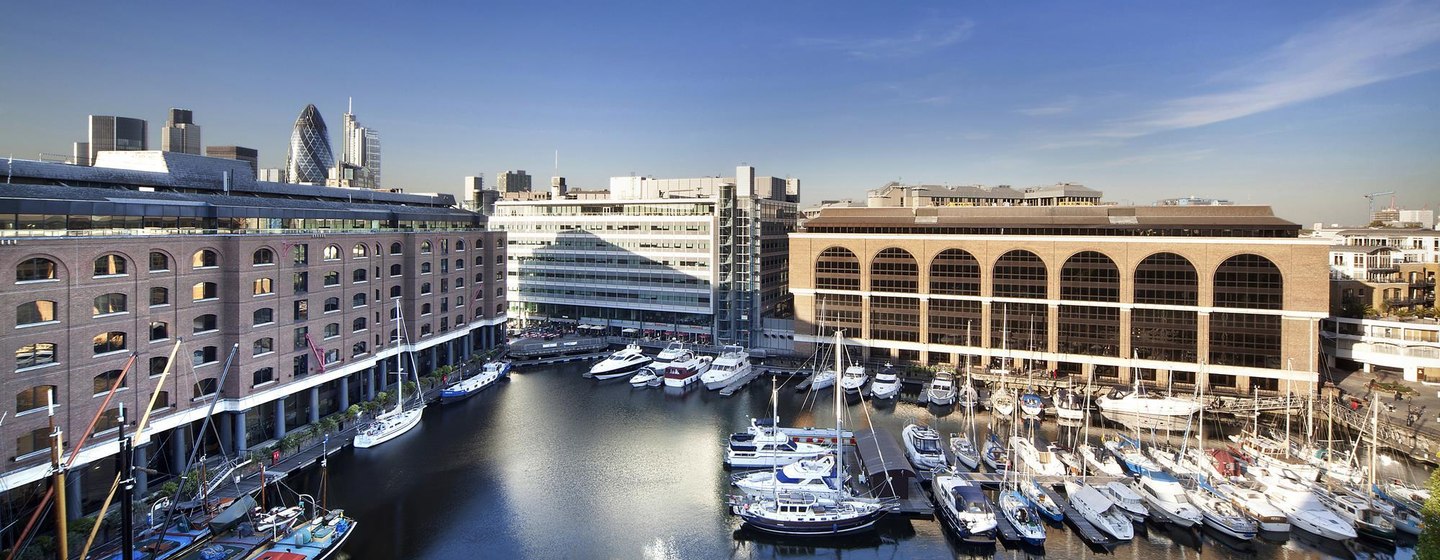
[1052,388,1085,421]
[1254,469,1357,540]
[587,343,652,380]
[806,368,836,391]
[654,341,688,363]
[1019,392,1044,417]
[629,367,661,387]
[1079,443,1125,477]
[998,489,1046,546]
[1095,377,1201,419]
[1132,471,1203,527]
[662,352,712,388]
[838,364,868,394]
[927,371,956,406]
[1104,435,1163,476]
[932,470,998,543]
[725,418,829,469]
[735,492,887,537]
[981,433,1009,472]
[1021,479,1064,522]
[1370,496,1422,536]
[1009,437,1066,477]
[990,388,1016,417]
[902,424,947,472]
[1098,480,1148,522]
[700,345,752,390]
[439,360,509,402]
[957,381,979,409]
[1314,486,1397,543]
[250,505,356,560]
[1065,481,1134,541]
[868,363,900,400]
[1213,483,1290,532]
[1189,484,1259,540]
[949,432,980,471]
[733,454,843,500]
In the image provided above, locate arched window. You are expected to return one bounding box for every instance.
[323,245,342,261]
[420,241,432,254]
[16,257,58,282]
[353,244,369,258]
[390,286,402,298]
[390,264,402,277]
[253,367,275,386]
[352,293,367,308]
[1056,252,1121,357]
[993,250,1047,299]
[353,317,367,332]
[16,385,57,414]
[149,251,170,272]
[93,331,127,354]
[352,341,368,357]
[456,239,466,251]
[94,254,127,276]
[16,342,57,370]
[475,255,484,267]
[815,247,860,290]
[421,282,432,295]
[253,308,274,326]
[324,271,340,286]
[193,378,218,399]
[252,277,274,296]
[93,293,128,316]
[1132,253,1200,363]
[421,303,432,315]
[93,369,126,394]
[17,300,58,326]
[192,282,218,301]
[193,314,218,333]
[192,346,218,367]
[455,258,465,270]
[192,249,218,269]
[253,248,275,266]
[150,287,169,306]
[353,268,367,283]
[324,297,340,313]
[149,321,169,341]
[869,248,918,293]
[929,249,980,296]
[390,242,403,255]
[1060,251,1120,302]
[421,262,432,274]
[389,328,399,343]
[1134,253,1199,306]
[1214,254,1284,310]
[456,278,465,289]
[324,323,340,338]
[253,337,274,356]
[1210,254,1285,369]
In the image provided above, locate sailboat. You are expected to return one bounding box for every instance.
[981,433,1009,472]
[355,306,425,448]
[996,450,1046,546]
[1096,373,1201,423]
[1064,481,1134,541]
[736,329,888,537]
[990,387,1016,418]
[949,373,981,472]
[250,442,357,560]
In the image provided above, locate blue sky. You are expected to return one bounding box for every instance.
[2,0,1437,224]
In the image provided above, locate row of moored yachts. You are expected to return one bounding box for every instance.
[586,341,756,390]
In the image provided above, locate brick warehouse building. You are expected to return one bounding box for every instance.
[790,204,1329,393]
[0,152,506,518]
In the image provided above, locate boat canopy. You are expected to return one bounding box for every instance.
[208,494,258,534]
[855,430,916,499]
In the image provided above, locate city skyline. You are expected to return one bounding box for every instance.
[2,1,1438,224]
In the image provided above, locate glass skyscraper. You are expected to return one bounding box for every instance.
[286,104,334,184]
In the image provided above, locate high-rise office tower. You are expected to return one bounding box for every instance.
[206,146,259,176]
[286,104,334,184]
[86,115,147,165]
[497,170,532,192]
[72,142,90,166]
[160,108,202,154]
[338,99,382,189]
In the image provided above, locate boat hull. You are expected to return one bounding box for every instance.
[354,408,423,448]
[739,507,885,537]
[590,359,648,380]
[870,381,900,399]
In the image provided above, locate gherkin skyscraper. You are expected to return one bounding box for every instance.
[285,104,334,184]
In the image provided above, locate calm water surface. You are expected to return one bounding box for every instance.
[289,362,1416,560]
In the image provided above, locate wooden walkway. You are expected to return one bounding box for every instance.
[718,367,766,397]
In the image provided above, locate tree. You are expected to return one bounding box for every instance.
[1421,466,1440,559]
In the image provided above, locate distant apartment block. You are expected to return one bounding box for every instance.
[496,170,532,193]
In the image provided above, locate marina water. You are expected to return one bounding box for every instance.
[289,361,1418,559]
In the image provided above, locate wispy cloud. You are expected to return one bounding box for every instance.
[1100,0,1440,138]
[796,20,975,59]
[1017,96,1079,117]
[1086,148,1216,169]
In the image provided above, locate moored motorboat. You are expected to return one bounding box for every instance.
[838,364,868,394]
[1065,481,1134,541]
[629,366,660,387]
[1079,443,1125,477]
[1019,392,1044,417]
[439,360,508,402]
[733,454,842,500]
[806,368,836,390]
[587,343,652,380]
[926,371,956,406]
[1098,481,1148,522]
[725,418,830,469]
[250,504,356,560]
[932,470,998,543]
[662,351,713,388]
[700,345,752,390]
[1009,437,1066,477]
[1188,485,1258,540]
[902,423,947,472]
[1254,469,1357,540]
[735,492,887,537]
[1096,378,1201,420]
[1132,470,1203,527]
[1053,387,1085,421]
[868,364,901,400]
[982,433,1009,472]
[1313,485,1397,543]
[1213,483,1290,532]
[1021,479,1064,522]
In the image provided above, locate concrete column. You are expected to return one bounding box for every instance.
[170,426,188,472]
[308,387,320,424]
[1197,311,1211,390]
[1047,303,1059,371]
[428,345,438,374]
[234,411,248,455]
[66,468,82,520]
[274,399,287,439]
[339,376,351,410]
[367,366,377,400]
[134,445,150,495]
[379,359,389,392]
[218,413,233,454]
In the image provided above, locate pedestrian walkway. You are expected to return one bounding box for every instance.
[1330,366,1440,463]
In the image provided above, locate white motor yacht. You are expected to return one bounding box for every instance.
[629,366,660,387]
[926,371,957,406]
[1096,378,1201,419]
[587,343,652,380]
[700,345,751,390]
[1188,485,1259,540]
[662,351,713,388]
[1132,471,1202,527]
[932,470,998,542]
[1065,481,1135,541]
[868,364,901,400]
[838,364,868,394]
[1009,437,1066,477]
[1213,483,1291,532]
[1053,387,1085,421]
[807,368,836,390]
[1079,443,1125,477]
[1254,468,1357,540]
[654,341,687,363]
[733,454,842,499]
[902,424,947,472]
[1098,481,1148,522]
[725,419,829,469]
[1314,486,1397,543]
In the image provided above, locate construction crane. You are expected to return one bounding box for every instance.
[1364,191,1396,221]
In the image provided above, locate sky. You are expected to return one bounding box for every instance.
[1,0,1437,225]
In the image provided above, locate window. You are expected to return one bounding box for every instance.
[147,356,169,376]
[993,250,1048,299]
[455,258,464,270]
[253,308,274,326]
[293,354,309,377]
[440,279,449,293]
[324,349,340,364]
[253,337,274,356]
[324,271,340,286]
[252,277,274,296]
[815,247,860,290]
[440,260,449,274]
[1214,254,1284,310]
[352,293,367,308]
[292,244,309,265]
[192,346,219,367]
[253,367,275,386]
[253,248,275,266]
[421,282,432,295]
[456,295,464,306]
[193,378,218,399]
[440,239,449,254]
[150,287,169,306]
[390,242,403,255]
[1060,251,1120,303]
[193,314,218,333]
[930,249,981,295]
[94,254,127,277]
[324,297,340,313]
[352,317,367,332]
[440,317,449,332]
[192,249,218,269]
[323,244,341,261]
[420,324,433,336]
[324,323,340,338]
[475,256,484,267]
[440,299,449,313]
[149,251,170,272]
[93,331,127,355]
[294,299,309,321]
[869,248,918,293]
[421,262,432,274]
[93,369,126,394]
[421,241,432,254]
[16,385,56,414]
[351,342,368,357]
[456,278,465,289]
[17,300,58,326]
[149,321,169,341]
[192,282,218,301]
[456,239,466,251]
[17,426,51,456]
[16,257,58,282]
[353,244,369,258]
[17,342,57,370]
[353,269,367,283]
[93,293,128,316]
[1134,253,1199,306]
[294,326,309,350]
[421,303,432,315]
[390,264,402,277]
[390,286,402,299]
[294,272,309,294]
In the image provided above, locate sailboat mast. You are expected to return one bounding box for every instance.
[395,305,405,411]
[1197,362,1205,455]
[48,390,68,560]
[1284,360,1292,458]
[834,329,844,495]
[1369,392,1378,500]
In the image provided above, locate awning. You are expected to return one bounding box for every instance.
[621,328,639,334]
